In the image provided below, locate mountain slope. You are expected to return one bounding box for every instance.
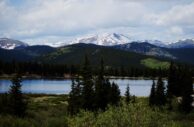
[167,48,194,65]
[113,42,175,59]
[0,45,56,62]
[0,37,194,66]
[168,39,194,48]
[0,38,28,49]
[39,43,169,68]
[0,48,33,62]
[15,45,56,57]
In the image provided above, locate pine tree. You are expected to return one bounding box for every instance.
[9,74,27,117]
[179,68,193,113]
[125,84,131,104]
[149,80,156,106]
[109,82,120,106]
[155,77,166,106]
[81,55,95,110]
[94,58,111,110]
[68,78,82,115]
[167,62,181,97]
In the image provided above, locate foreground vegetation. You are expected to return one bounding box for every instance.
[0,57,193,127]
[0,94,194,127]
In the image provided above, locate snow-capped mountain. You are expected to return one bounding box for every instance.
[0,38,28,49]
[69,33,133,46]
[145,40,168,48]
[168,39,194,48]
[113,42,175,59]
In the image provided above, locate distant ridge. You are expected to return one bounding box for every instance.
[0,38,28,50]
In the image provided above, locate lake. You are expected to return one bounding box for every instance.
[0,79,167,96]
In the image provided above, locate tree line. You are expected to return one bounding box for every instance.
[0,60,171,77]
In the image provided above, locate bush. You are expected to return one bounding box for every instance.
[68,101,183,127]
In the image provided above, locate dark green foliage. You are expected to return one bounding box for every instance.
[68,78,82,115]
[0,60,171,77]
[155,77,166,106]
[9,75,27,117]
[125,84,131,104]
[131,95,136,103]
[109,82,121,106]
[68,57,121,113]
[81,55,95,110]
[149,80,156,106]
[167,62,182,97]
[179,68,193,113]
[94,59,111,110]
[40,43,155,67]
[0,93,9,114]
[69,98,194,127]
[167,63,194,113]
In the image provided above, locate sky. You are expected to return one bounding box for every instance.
[1,0,194,45]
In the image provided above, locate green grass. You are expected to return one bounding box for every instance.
[141,58,170,69]
[0,95,194,127]
[0,94,69,127]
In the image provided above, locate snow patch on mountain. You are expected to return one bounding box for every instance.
[168,39,194,48]
[69,33,133,46]
[144,40,168,47]
[0,38,28,49]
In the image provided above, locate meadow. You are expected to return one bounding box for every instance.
[0,94,193,127]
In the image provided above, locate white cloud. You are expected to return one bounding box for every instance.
[0,0,194,44]
[153,2,194,26]
[169,26,183,35]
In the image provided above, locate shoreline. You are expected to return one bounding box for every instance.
[0,74,168,80]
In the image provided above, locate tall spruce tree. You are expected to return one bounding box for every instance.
[110,82,120,106]
[125,84,131,104]
[9,74,27,117]
[167,62,176,97]
[81,55,95,110]
[68,78,82,115]
[149,80,156,106]
[167,62,182,97]
[179,68,193,113]
[95,58,111,110]
[155,77,166,106]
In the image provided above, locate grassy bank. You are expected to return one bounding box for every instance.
[0,94,194,127]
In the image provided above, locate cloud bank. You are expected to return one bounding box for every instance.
[0,0,194,44]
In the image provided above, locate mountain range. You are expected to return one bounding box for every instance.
[1,33,194,49]
[0,33,194,68]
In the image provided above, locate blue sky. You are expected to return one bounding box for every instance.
[1,0,194,45]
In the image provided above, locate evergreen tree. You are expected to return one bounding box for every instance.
[94,58,111,110]
[68,78,82,115]
[155,77,166,106]
[149,80,156,106]
[125,84,131,104]
[81,55,95,110]
[109,82,120,106]
[179,69,193,113]
[167,62,174,96]
[9,74,27,117]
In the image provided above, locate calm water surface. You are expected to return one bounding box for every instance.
[0,79,167,96]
